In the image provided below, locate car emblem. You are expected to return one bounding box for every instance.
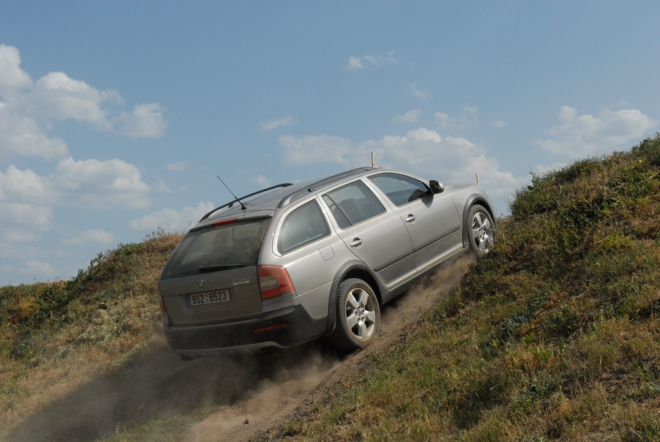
[197,278,205,287]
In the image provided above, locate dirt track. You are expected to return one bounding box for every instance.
[8,255,471,442]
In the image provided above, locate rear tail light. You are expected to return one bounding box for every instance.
[157,281,167,312]
[258,265,295,299]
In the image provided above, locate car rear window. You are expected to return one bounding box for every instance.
[161,218,271,279]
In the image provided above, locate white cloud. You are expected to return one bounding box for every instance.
[0,165,58,204]
[117,103,168,138]
[347,56,364,71]
[0,202,52,229]
[279,128,523,205]
[0,158,151,213]
[20,259,55,278]
[166,160,191,172]
[254,175,271,187]
[393,109,422,124]
[4,230,38,243]
[280,134,353,165]
[0,165,56,234]
[259,115,298,131]
[535,106,658,158]
[155,178,172,193]
[492,120,508,128]
[0,157,151,248]
[346,51,398,71]
[131,202,215,232]
[0,104,69,161]
[34,72,121,130]
[0,44,32,92]
[410,84,430,101]
[52,157,151,209]
[61,229,114,246]
[435,105,479,130]
[0,44,167,162]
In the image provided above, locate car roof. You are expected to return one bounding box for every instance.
[200,167,380,224]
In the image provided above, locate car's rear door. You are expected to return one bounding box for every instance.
[159,218,270,326]
[320,179,416,289]
[366,173,462,273]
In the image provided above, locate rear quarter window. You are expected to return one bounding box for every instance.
[278,200,330,254]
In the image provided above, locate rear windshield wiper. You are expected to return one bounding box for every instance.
[198,263,247,273]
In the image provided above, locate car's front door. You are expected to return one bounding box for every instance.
[366,173,462,272]
[320,180,417,289]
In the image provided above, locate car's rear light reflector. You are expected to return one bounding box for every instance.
[253,322,288,333]
[212,218,238,226]
[157,281,167,312]
[258,265,294,299]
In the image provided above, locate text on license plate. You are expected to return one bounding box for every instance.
[187,290,231,306]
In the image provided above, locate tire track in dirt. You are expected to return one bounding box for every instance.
[182,254,473,442]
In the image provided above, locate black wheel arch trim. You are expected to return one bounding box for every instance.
[461,194,496,247]
[325,260,384,335]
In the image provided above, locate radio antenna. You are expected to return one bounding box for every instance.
[217,176,247,210]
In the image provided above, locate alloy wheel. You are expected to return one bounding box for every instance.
[343,287,377,341]
[472,212,494,254]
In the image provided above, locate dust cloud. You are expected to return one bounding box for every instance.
[380,253,474,331]
[7,253,473,442]
[7,339,339,442]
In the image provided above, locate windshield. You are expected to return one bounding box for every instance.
[161,218,271,279]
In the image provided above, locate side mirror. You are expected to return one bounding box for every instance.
[429,180,444,194]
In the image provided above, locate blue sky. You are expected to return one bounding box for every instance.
[1,1,659,285]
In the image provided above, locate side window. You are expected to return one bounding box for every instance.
[323,180,386,228]
[278,200,330,254]
[368,173,430,207]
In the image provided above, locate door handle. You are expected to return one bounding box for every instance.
[406,214,416,223]
[350,238,363,247]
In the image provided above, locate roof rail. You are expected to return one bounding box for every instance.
[278,167,375,208]
[199,183,293,222]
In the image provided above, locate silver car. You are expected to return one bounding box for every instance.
[158,167,495,358]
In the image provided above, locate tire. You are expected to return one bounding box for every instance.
[328,278,380,352]
[467,204,495,254]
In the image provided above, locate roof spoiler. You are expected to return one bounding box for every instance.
[199,183,293,222]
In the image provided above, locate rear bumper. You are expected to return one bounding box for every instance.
[163,303,328,358]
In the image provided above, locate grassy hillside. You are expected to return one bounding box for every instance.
[0,230,183,436]
[279,135,660,441]
[3,135,660,441]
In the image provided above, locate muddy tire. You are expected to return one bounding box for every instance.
[467,204,495,254]
[328,278,380,352]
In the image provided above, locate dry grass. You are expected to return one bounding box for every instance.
[0,230,183,439]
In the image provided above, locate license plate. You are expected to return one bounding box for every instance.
[187,290,231,306]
